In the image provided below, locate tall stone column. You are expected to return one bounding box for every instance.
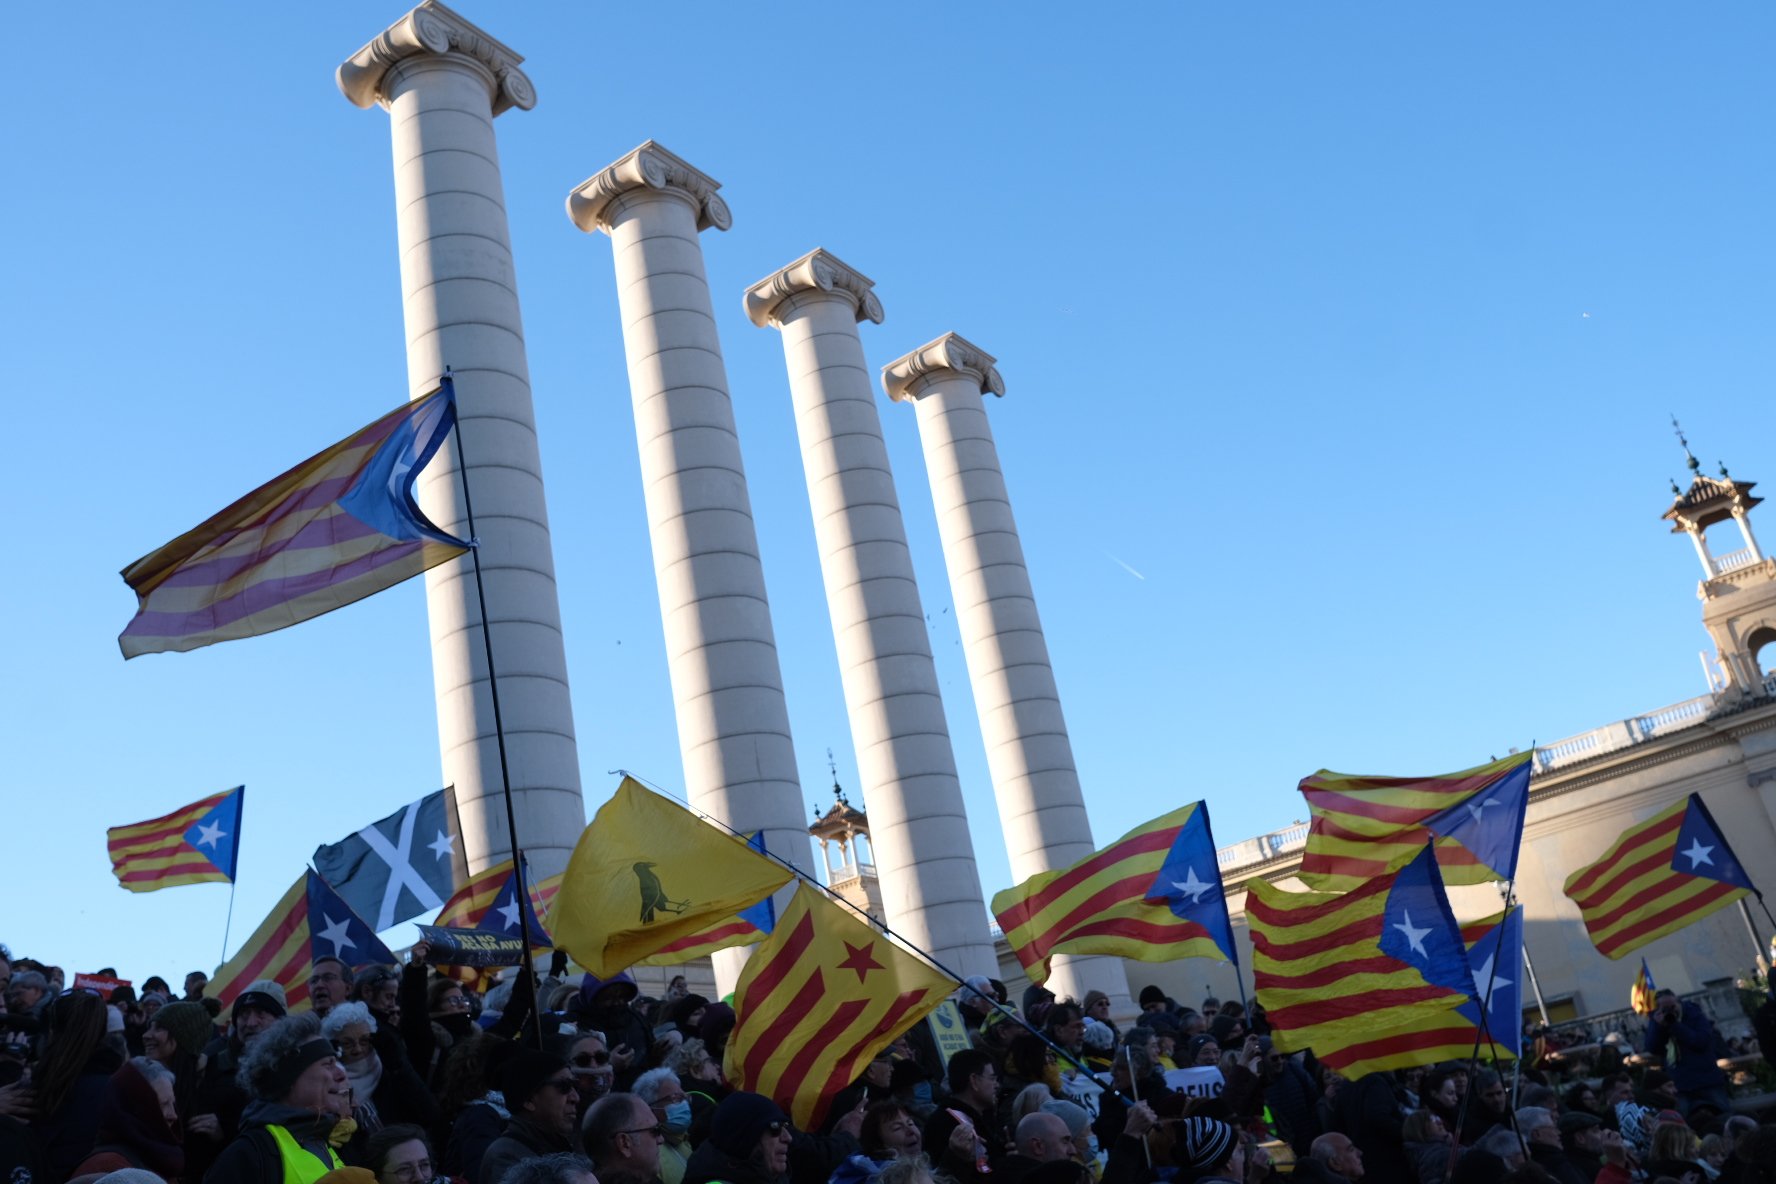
[885,333,1131,1008]
[567,143,811,987]
[744,251,996,976]
[338,2,584,879]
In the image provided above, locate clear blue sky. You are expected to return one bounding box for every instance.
[6,3,1772,984]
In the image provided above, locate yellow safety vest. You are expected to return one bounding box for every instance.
[266,1123,345,1184]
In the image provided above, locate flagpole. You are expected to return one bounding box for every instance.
[446,370,547,1051]
[1444,879,1519,1184]
[613,766,1144,1110]
[220,879,238,966]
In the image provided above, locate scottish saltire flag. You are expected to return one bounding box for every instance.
[313,788,468,931]
[211,869,398,1011]
[639,832,778,966]
[107,787,244,893]
[118,382,469,657]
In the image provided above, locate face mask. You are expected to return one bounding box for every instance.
[663,1100,692,1131]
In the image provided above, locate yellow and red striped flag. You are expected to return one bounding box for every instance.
[1248,846,1473,1071]
[726,884,952,1129]
[107,787,244,892]
[1296,752,1531,891]
[436,860,562,932]
[1563,794,1752,960]
[992,803,1235,985]
[211,871,397,1012]
[637,833,775,967]
[1630,958,1658,1016]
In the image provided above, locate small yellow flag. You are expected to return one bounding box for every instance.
[725,884,954,1129]
[547,778,794,977]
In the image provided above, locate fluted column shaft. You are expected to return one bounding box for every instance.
[340,2,583,878]
[569,144,810,988]
[887,334,1130,1007]
[747,253,996,976]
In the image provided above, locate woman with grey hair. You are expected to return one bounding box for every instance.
[322,999,439,1134]
[204,1011,354,1183]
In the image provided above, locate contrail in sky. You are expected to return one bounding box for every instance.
[1106,552,1146,581]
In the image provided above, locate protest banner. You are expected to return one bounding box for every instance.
[414,924,527,968]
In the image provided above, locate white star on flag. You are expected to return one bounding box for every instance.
[316,913,356,958]
[495,895,521,931]
[1392,910,1431,958]
[1470,950,1512,1006]
[427,830,455,862]
[1682,838,1715,869]
[194,820,227,849]
[1172,867,1214,904]
[1464,797,1501,824]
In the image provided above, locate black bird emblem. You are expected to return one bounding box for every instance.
[634,861,689,923]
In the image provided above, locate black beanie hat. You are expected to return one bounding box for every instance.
[501,1049,569,1111]
[1138,985,1166,1007]
[711,1090,788,1156]
[1179,1116,1236,1171]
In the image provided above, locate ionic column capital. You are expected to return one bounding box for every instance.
[566,141,732,236]
[743,249,884,329]
[337,0,535,116]
[881,332,1005,404]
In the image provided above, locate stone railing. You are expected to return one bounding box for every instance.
[1531,693,1715,774]
[1546,983,1753,1046]
[1713,548,1761,576]
[1217,822,1310,871]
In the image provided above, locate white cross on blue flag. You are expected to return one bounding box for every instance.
[312,787,467,931]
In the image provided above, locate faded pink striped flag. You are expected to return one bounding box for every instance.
[119,381,468,657]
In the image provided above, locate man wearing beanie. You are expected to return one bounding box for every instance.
[479,1050,580,1184]
[191,979,288,1180]
[1177,1116,1243,1183]
[1138,986,1170,1015]
[684,1091,793,1184]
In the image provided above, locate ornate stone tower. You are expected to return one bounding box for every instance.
[1663,430,1776,701]
[809,765,885,923]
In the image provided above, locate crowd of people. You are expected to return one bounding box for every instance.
[2,939,1775,1184]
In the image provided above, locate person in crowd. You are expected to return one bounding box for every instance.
[1459,1070,1509,1145]
[665,976,689,1003]
[440,1033,524,1181]
[1264,1045,1323,1156]
[1000,1111,1076,1183]
[499,1151,601,1184]
[182,972,208,1003]
[583,1091,666,1184]
[1081,993,1117,1042]
[923,1049,1005,1176]
[1645,989,1734,1118]
[205,1011,353,1182]
[1561,1082,1601,1118]
[630,1067,692,1184]
[364,1122,444,1184]
[1177,1114,1244,1184]
[68,1056,185,1180]
[663,995,709,1044]
[667,1040,723,1106]
[1517,1106,1585,1184]
[1079,1022,1115,1074]
[1646,1119,1710,1184]
[6,972,51,1023]
[478,1051,580,1184]
[323,1001,439,1132]
[684,1091,792,1184]
[32,990,125,1180]
[1401,1109,1453,1184]
[1038,1100,1094,1172]
[1328,1073,1413,1184]
[1185,1035,1221,1068]
[1293,1132,1364,1184]
[308,959,353,1019]
[1044,1006,1086,1063]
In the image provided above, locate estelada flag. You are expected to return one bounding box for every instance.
[118,381,468,657]
[1631,958,1658,1016]
[546,778,794,977]
[211,870,397,1012]
[725,884,952,1128]
[107,786,243,892]
[1296,751,1531,891]
[992,802,1235,985]
[1564,793,1753,960]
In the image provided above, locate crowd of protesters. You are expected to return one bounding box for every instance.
[3,939,1776,1184]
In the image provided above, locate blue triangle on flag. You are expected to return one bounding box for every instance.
[1671,795,1755,890]
[306,870,397,967]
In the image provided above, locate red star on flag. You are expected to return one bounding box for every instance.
[837,939,885,983]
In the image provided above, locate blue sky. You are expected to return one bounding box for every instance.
[5,3,1772,984]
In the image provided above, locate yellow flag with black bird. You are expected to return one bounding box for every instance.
[547,778,795,977]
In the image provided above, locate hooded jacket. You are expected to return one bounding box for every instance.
[201,1098,347,1184]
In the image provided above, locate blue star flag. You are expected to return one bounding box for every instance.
[477,859,553,945]
[1421,755,1530,882]
[1672,795,1755,889]
[1378,845,1473,997]
[737,831,777,934]
[306,870,397,968]
[182,786,244,882]
[1458,906,1522,1057]
[1145,801,1238,964]
[312,787,466,931]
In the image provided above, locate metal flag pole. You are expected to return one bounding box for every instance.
[1443,882,1519,1184]
[444,370,547,1051]
[220,880,238,966]
[219,786,244,964]
[613,766,1144,1110]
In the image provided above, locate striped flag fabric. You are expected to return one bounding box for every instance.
[1631,958,1658,1016]
[436,859,562,936]
[638,832,776,966]
[118,381,469,657]
[725,884,952,1128]
[1296,752,1532,891]
[107,787,244,892]
[1320,907,1523,1078]
[211,870,398,1011]
[1249,845,1473,1071]
[992,803,1235,986]
[1563,793,1753,960]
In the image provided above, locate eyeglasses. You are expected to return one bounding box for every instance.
[385,1159,434,1182]
[546,1079,578,1095]
[766,1121,788,1137]
[572,1050,611,1067]
[437,995,471,1010]
[309,972,344,985]
[619,1124,666,1139]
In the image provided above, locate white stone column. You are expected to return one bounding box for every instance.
[567,143,810,988]
[744,251,996,976]
[885,333,1130,1008]
[1688,526,1716,577]
[339,2,583,878]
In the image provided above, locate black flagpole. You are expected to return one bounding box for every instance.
[444,369,546,1051]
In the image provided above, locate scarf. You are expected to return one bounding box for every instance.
[344,1051,383,1106]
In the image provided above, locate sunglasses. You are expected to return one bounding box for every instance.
[572,1050,611,1067]
[766,1121,788,1137]
[546,1079,578,1095]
